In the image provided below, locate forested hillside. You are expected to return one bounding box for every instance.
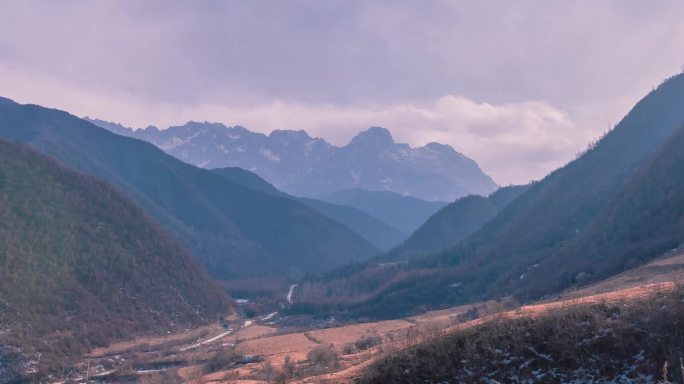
[290,73,684,319]
[0,140,232,377]
[420,73,684,303]
[386,185,529,260]
[521,122,684,297]
[0,99,379,279]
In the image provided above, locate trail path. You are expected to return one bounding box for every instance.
[179,329,235,351]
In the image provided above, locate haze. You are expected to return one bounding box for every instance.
[1,0,684,184]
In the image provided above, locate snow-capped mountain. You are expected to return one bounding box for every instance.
[86,119,498,201]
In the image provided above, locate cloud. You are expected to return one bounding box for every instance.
[190,96,586,185]
[0,63,588,184]
[2,1,683,106]
[2,1,684,184]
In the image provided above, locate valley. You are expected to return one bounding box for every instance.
[51,247,684,383]
[2,6,684,382]
[3,71,684,381]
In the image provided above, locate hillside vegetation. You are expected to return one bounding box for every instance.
[0,140,232,377]
[0,99,379,279]
[290,72,684,319]
[360,288,684,383]
[412,73,684,305]
[386,185,529,260]
[519,118,684,298]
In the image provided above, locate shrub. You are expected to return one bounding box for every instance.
[203,348,240,373]
[307,344,339,368]
[355,335,382,351]
[341,343,356,355]
[359,290,684,383]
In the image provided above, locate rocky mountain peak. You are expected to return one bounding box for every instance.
[88,119,498,201]
[349,126,394,147]
[269,129,314,143]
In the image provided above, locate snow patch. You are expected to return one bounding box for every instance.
[159,129,204,150]
[259,148,281,162]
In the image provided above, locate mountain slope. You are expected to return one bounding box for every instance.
[0,100,379,279]
[86,119,498,201]
[322,188,448,234]
[211,166,284,195]
[383,72,684,312]
[296,198,406,251]
[294,128,497,201]
[211,167,407,250]
[0,139,232,376]
[521,122,684,297]
[386,185,529,260]
[291,73,684,319]
[359,290,684,383]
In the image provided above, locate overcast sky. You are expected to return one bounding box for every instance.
[2,1,684,184]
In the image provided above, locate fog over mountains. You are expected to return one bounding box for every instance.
[86,119,498,202]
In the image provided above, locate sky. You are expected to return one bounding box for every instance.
[1,1,684,184]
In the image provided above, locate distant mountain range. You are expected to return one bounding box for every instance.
[293,72,684,319]
[85,119,498,202]
[0,98,379,279]
[0,139,232,374]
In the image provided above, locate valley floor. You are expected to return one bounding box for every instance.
[54,249,684,384]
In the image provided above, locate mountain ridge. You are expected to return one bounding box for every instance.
[290,72,684,319]
[320,188,448,235]
[389,72,684,313]
[210,167,408,250]
[385,184,530,260]
[85,118,498,201]
[0,100,380,280]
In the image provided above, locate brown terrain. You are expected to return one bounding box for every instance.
[55,249,683,384]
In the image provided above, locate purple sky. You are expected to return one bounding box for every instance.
[1,1,684,184]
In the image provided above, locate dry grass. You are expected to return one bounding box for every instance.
[64,275,684,383]
[560,249,684,299]
[359,285,684,383]
[88,326,216,358]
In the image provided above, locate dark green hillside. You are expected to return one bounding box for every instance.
[382,73,684,313]
[420,73,684,302]
[522,123,684,297]
[290,73,684,319]
[212,167,406,250]
[0,140,232,375]
[0,100,379,279]
[355,73,684,316]
[212,166,284,196]
[387,185,529,260]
